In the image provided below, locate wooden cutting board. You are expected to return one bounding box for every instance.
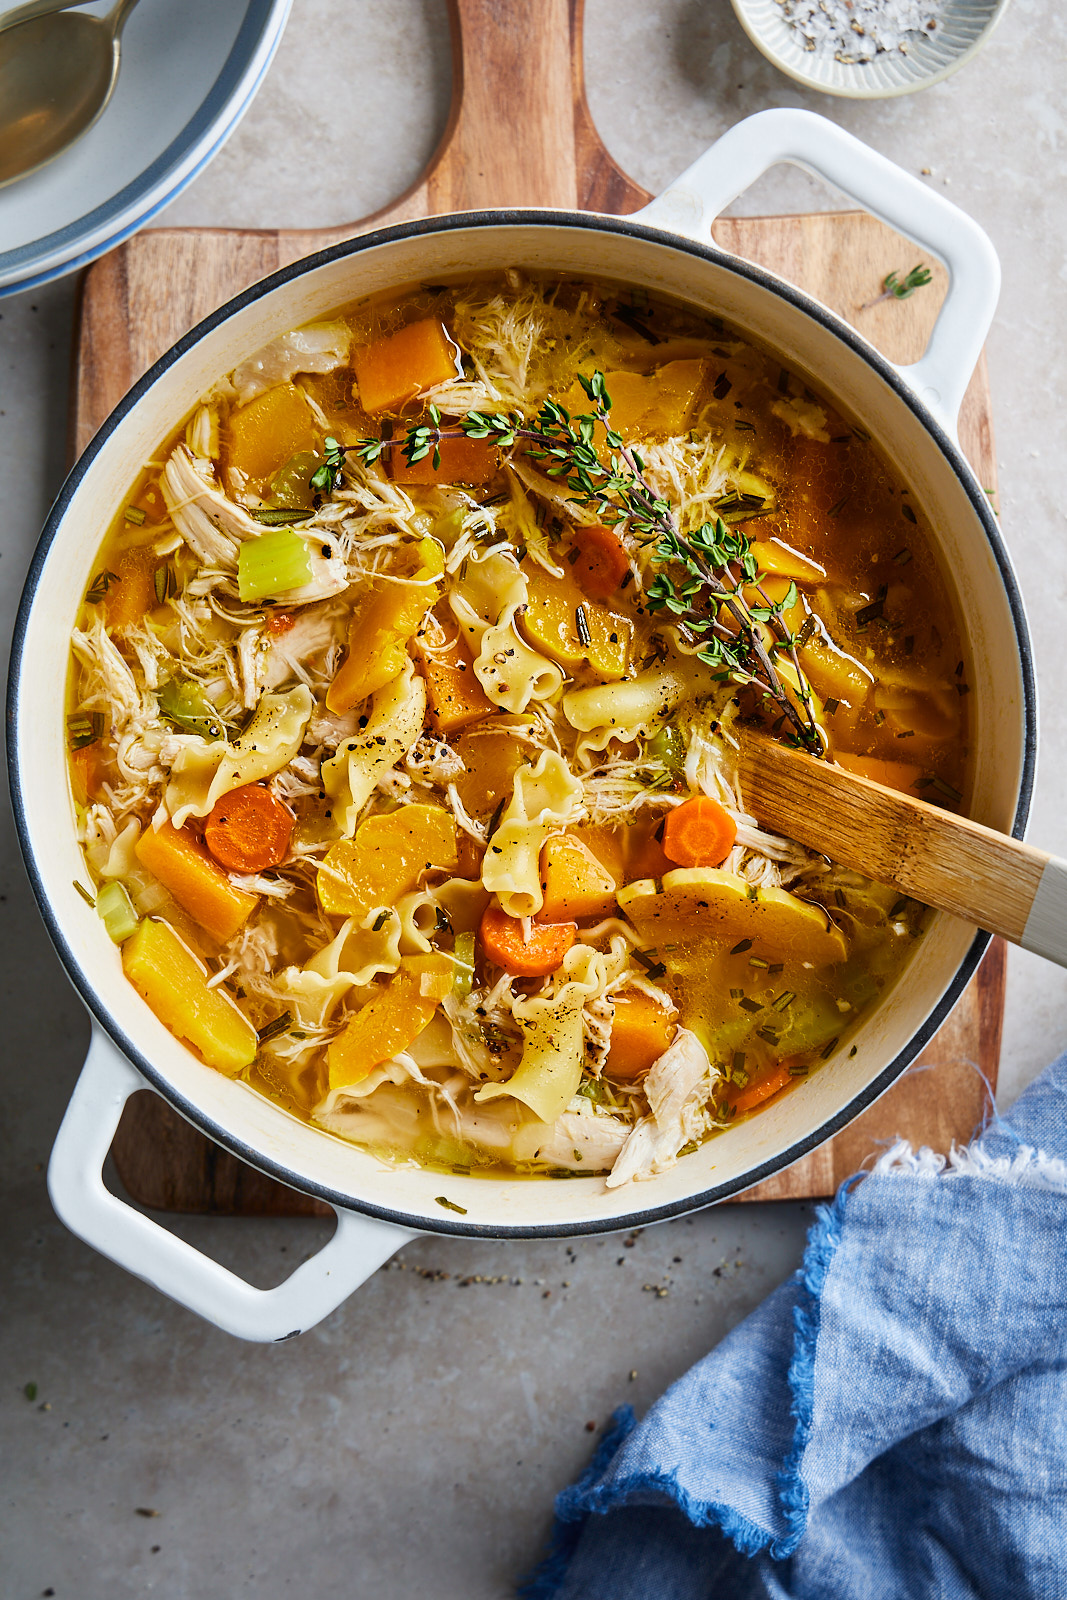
[74,0,1003,1214]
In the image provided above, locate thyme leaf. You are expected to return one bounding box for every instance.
[344,374,823,750]
[864,264,933,309]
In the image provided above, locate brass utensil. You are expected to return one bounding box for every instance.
[0,0,142,188]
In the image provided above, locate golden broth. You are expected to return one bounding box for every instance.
[67,271,966,1184]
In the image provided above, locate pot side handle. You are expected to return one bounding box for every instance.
[47,1026,414,1343]
[633,108,1000,437]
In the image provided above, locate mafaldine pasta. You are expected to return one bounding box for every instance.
[68,272,967,1186]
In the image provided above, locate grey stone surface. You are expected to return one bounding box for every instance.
[1,0,1065,1593]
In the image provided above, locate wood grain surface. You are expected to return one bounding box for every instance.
[71,0,1003,1214]
[740,736,1044,944]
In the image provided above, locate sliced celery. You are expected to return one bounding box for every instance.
[645,721,686,775]
[237,528,312,602]
[451,930,476,1002]
[158,677,226,741]
[96,881,140,944]
[270,450,320,510]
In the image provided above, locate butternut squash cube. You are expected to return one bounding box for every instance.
[562,360,707,439]
[326,954,453,1089]
[390,433,499,485]
[619,868,847,966]
[122,918,257,1074]
[327,538,444,713]
[415,616,495,735]
[353,319,460,415]
[452,721,531,819]
[318,805,458,920]
[836,752,923,794]
[135,821,258,944]
[536,833,617,922]
[225,382,320,487]
[799,636,873,706]
[518,562,632,681]
[742,573,806,634]
[748,537,826,583]
[605,991,677,1080]
[104,546,157,631]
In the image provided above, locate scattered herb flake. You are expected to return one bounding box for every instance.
[67,710,103,750]
[85,570,119,605]
[256,1011,293,1045]
[436,1196,468,1213]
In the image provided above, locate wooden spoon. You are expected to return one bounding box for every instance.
[739,734,1065,966]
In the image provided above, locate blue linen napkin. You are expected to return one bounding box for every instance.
[522,1054,1067,1599]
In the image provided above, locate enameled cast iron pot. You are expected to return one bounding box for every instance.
[10,111,1036,1341]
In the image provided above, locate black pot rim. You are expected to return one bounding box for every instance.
[8,207,1037,1239]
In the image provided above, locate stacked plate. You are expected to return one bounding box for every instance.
[0,0,290,295]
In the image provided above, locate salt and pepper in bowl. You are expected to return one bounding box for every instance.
[729,0,1013,98]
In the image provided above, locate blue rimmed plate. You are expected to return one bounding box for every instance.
[0,0,290,295]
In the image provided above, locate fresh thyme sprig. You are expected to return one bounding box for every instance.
[318,374,822,750]
[864,264,933,309]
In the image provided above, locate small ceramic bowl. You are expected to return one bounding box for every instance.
[729,0,1013,98]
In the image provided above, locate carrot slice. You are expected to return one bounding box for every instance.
[478,903,576,977]
[204,785,295,873]
[661,796,737,869]
[570,525,631,600]
[727,1060,794,1116]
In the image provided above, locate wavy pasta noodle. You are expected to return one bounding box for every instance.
[321,661,427,834]
[166,685,314,827]
[481,750,584,916]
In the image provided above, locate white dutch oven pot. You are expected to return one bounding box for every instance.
[10,111,1035,1341]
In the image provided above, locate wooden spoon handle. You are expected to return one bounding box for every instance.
[739,735,1067,965]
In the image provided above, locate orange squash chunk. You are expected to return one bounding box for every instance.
[327,538,443,713]
[318,805,458,920]
[561,360,707,439]
[326,955,454,1089]
[605,991,676,1080]
[136,821,258,944]
[390,433,499,486]
[104,546,157,631]
[123,918,258,1075]
[415,617,495,735]
[354,319,460,414]
[225,382,319,487]
[70,743,105,806]
[536,833,617,922]
[835,752,924,795]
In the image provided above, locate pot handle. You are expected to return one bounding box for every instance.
[633,108,1000,436]
[48,1025,414,1342]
